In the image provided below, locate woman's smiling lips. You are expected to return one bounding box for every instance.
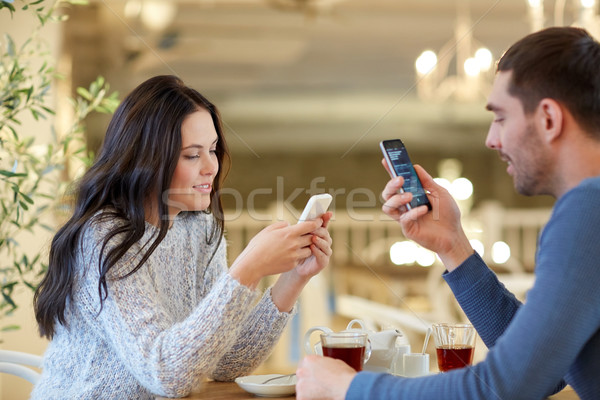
[193,183,212,193]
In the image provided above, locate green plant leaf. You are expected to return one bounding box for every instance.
[41,105,54,114]
[5,34,16,56]
[20,192,34,204]
[1,291,17,309]
[76,87,92,101]
[0,170,27,178]
[1,0,119,330]
[24,281,37,291]
[5,125,17,140]
[0,1,16,12]
[1,325,20,332]
[30,108,40,120]
[39,223,53,231]
[13,261,23,274]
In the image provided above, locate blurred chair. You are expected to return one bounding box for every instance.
[335,294,433,337]
[0,349,43,384]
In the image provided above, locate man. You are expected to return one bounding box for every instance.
[296,27,600,400]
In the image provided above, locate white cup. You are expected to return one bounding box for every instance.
[392,344,411,376]
[403,353,430,377]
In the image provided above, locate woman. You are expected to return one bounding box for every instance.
[33,75,332,399]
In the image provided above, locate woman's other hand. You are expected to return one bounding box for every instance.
[271,211,333,312]
[293,211,333,279]
[229,218,324,289]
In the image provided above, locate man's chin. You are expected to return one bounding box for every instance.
[514,181,537,197]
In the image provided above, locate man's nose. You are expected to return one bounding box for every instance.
[485,126,500,150]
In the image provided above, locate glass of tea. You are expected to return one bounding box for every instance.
[432,323,476,372]
[320,332,371,371]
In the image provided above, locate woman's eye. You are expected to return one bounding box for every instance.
[184,155,200,160]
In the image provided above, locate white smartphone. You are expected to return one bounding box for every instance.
[298,194,333,222]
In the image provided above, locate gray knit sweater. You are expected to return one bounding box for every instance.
[31,212,294,399]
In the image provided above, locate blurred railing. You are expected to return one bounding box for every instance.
[225,201,552,369]
[224,201,551,273]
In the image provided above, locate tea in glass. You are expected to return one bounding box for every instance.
[432,323,476,372]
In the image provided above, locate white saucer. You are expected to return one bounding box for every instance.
[235,374,296,397]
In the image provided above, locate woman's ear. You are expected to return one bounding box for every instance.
[536,98,564,143]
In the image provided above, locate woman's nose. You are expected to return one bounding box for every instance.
[201,153,218,176]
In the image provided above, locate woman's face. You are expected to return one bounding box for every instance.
[166,109,219,219]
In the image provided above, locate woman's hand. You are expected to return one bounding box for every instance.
[229,218,324,289]
[293,211,333,279]
[271,211,333,312]
[381,161,473,270]
[296,355,355,400]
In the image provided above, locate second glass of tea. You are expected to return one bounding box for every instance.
[432,323,476,372]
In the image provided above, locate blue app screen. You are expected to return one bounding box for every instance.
[385,141,430,209]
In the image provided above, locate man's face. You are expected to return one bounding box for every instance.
[485,71,552,196]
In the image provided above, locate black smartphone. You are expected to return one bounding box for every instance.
[380,139,432,210]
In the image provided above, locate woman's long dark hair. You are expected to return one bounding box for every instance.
[34,75,230,339]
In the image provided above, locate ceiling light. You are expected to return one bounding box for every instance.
[581,0,595,9]
[463,58,480,77]
[415,50,437,76]
[451,177,474,200]
[492,241,511,264]
[140,0,177,31]
[414,7,493,102]
[475,48,493,71]
[390,241,417,266]
[470,239,484,257]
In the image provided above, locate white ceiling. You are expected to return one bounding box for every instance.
[94,0,585,154]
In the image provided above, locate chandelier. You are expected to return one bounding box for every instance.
[528,0,599,37]
[414,0,600,103]
[414,5,493,103]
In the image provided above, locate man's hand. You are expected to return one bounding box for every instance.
[381,161,473,271]
[296,355,356,400]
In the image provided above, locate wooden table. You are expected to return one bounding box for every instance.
[158,381,579,399]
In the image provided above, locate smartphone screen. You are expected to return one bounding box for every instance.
[380,139,432,210]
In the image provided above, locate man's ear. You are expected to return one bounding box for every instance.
[536,98,564,143]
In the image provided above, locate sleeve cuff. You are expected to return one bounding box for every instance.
[346,372,406,400]
[442,252,492,296]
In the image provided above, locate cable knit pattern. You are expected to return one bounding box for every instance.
[31,212,294,399]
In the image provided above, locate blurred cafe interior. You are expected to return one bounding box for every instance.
[2,0,599,397]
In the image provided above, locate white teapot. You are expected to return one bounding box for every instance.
[304,319,410,373]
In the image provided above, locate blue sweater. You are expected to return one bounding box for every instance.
[347,177,600,399]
